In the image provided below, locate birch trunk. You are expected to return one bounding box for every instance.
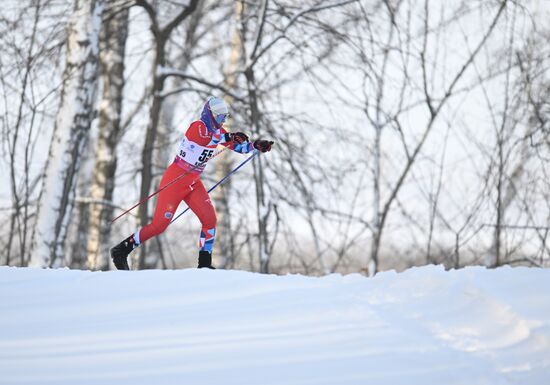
[30,0,104,267]
[86,5,129,270]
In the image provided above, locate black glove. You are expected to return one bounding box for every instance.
[253,139,274,153]
[225,132,249,144]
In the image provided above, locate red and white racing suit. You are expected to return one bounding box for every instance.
[134,120,254,253]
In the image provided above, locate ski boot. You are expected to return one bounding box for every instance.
[198,250,216,269]
[110,234,137,270]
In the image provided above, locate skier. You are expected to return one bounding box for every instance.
[110,97,273,270]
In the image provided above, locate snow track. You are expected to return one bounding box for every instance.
[0,265,549,384]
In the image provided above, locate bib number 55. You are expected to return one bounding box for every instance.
[198,149,214,163]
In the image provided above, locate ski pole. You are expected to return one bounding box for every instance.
[111,146,229,223]
[170,150,260,224]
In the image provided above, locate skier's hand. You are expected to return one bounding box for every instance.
[228,132,249,144]
[253,139,274,153]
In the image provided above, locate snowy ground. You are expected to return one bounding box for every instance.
[0,265,549,385]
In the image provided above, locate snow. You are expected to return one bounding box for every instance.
[0,265,549,385]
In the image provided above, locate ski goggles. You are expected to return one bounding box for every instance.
[215,113,229,124]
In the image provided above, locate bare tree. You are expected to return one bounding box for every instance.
[482,4,550,267]
[334,0,509,274]
[3,1,44,266]
[212,0,245,269]
[142,0,210,269]
[134,0,200,269]
[235,0,358,273]
[1,0,69,267]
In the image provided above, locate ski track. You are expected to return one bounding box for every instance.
[0,265,549,384]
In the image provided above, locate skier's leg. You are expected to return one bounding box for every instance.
[137,165,201,246]
[138,182,181,244]
[183,179,217,268]
[110,164,193,270]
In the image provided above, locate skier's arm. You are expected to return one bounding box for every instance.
[221,128,274,153]
[220,129,255,154]
[185,121,212,146]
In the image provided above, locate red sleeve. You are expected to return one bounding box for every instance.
[185,121,211,146]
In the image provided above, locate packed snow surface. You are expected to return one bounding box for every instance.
[0,265,549,385]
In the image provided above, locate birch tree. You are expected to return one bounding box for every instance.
[30,0,104,267]
[85,2,130,270]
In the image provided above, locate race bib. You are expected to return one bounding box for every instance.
[177,139,215,166]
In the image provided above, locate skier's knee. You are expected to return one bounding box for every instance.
[201,215,216,230]
[150,219,170,237]
[159,220,171,234]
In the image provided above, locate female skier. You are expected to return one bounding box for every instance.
[110,97,273,270]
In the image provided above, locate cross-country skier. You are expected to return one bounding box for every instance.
[110,96,273,270]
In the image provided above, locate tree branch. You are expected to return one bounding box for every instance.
[158,66,244,101]
[248,0,358,69]
[162,0,200,37]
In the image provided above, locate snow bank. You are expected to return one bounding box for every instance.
[0,265,549,385]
